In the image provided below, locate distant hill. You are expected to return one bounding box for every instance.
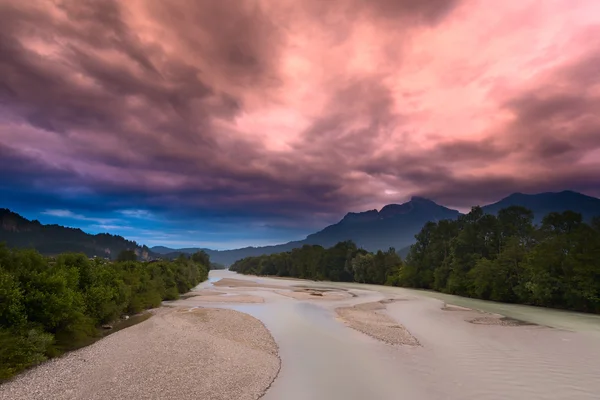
[152,246,212,255]
[154,191,600,265]
[155,243,303,265]
[153,196,461,265]
[0,208,153,260]
[5,190,599,265]
[482,190,600,222]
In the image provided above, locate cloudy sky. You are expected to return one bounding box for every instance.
[2,0,600,249]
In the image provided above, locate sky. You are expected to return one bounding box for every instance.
[2,0,600,249]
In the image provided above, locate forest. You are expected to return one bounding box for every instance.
[0,246,210,380]
[231,206,600,314]
[230,241,401,284]
[0,208,155,260]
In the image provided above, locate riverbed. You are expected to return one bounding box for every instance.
[176,270,600,400]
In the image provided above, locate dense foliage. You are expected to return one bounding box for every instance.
[0,246,209,381]
[209,262,228,270]
[231,207,600,314]
[230,241,402,285]
[400,206,600,313]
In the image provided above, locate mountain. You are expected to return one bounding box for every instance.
[301,196,460,249]
[149,246,174,255]
[153,196,461,265]
[153,242,303,265]
[0,208,153,260]
[482,190,600,222]
[5,191,599,265]
[154,191,600,265]
[151,246,201,255]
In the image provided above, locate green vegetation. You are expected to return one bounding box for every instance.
[0,246,209,381]
[209,262,228,270]
[400,206,600,313]
[231,206,600,314]
[230,241,402,285]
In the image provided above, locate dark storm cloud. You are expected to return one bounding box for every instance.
[1,0,599,247]
[0,143,77,186]
[359,0,462,24]
[500,49,600,164]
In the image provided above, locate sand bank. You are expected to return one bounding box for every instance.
[179,294,264,303]
[277,287,353,301]
[0,308,279,400]
[213,278,286,289]
[336,300,419,346]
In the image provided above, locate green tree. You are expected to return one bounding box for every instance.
[191,251,210,267]
[497,206,534,247]
[0,267,26,327]
[0,328,53,380]
[352,253,373,283]
[116,249,137,262]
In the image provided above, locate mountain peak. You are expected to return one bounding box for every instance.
[341,197,455,222]
[341,209,379,223]
[483,190,600,222]
[410,195,434,203]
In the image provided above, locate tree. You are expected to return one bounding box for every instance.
[497,206,534,247]
[191,251,210,267]
[0,267,26,327]
[116,249,137,262]
[541,211,583,236]
[591,216,600,232]
[0,245,210,381]
[403,221,438,288]
[352,253,373,283]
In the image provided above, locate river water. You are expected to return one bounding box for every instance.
[181,271,600,400]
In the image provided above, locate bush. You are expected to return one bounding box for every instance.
[0,328,53,380]
[0,244,209,381]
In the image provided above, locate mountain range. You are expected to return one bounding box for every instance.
[2,191,600,264]
[152,190,600,265]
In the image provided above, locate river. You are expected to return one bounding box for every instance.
[178,270,600,400]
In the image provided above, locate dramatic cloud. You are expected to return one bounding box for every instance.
[1,0,599,247]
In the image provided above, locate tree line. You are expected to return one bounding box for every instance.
[401,206,600,312]
[230,241,402,285]
[230,206,600,314]
[0,246,210,380]
[1,208,155,260]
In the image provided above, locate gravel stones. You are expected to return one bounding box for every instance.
[0,308,279,400]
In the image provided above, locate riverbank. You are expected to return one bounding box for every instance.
[0,307,279,400]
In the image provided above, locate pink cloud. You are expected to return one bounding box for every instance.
[1,0,599,222]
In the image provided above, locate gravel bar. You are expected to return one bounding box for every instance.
[0,308,280,400]
[336,300,420,346]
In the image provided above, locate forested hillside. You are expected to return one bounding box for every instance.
[0,246,210,380]
[156,191,600,265]
[231,206,600,314]
[0,209,153,260]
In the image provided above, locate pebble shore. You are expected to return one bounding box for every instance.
[0,308,279,400]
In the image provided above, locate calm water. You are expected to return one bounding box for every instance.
[181,271,600,400]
